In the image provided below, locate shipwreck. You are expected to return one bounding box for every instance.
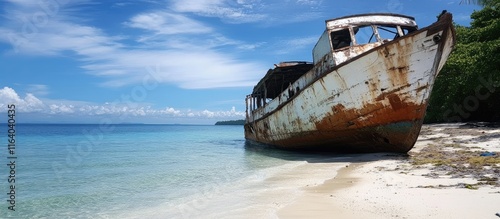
[244,12,456,152]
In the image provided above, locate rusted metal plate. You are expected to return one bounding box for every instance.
[245,13,455,153]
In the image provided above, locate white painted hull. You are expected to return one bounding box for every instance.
[245,13,455,152]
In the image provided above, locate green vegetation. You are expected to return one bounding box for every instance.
[425,0,500,123]
[214,119,245,125]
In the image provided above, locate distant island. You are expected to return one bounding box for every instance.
[215,120,245,125]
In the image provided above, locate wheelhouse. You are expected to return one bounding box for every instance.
[313,13,418,65]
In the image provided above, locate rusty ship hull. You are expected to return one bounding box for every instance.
[244,13,455,153]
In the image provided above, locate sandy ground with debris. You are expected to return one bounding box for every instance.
[277,123,500,219]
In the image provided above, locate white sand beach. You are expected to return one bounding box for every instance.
[277,123,500,219]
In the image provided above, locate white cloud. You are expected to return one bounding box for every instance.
[170,0,268,23]
[158,107,182,116]
[25,84,50,96]
[0,87,245,122]
[169,0,324,24]
[126,12,212,35]
[284,36,318,48]
[49,104,75,114]
[273,36,318,55]
[0,0,325,95]
[78,48,265,89]
[0,87,45,112]
[0,1,268,89]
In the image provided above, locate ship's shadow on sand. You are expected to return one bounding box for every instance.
[243,140,407,164]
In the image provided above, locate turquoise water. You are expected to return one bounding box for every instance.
[0,124,334,218]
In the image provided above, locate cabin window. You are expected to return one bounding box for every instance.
[351,25,417,45]
[330,28,351,50]
[376,25,417,40]
[376,25,400,40]
[352,25,377,45]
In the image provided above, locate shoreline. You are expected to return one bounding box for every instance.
[277,163,362,218]
[277,123,500,218]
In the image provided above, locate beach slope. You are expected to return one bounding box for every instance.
[278,123,500,218]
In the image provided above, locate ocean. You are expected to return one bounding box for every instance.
[0,124,346,218]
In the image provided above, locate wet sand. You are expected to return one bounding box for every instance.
[277,123,500,218]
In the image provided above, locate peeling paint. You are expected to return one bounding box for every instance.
[245,13,455,153]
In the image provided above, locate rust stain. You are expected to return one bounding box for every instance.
[375,84,412,101]
[387,94,404,110]
[244,13,456,153]
[269,100,427,152]
[365,38,413,104]
[247,38,425,152]
[416,84,429,93]
[314,100,425,132]
[248,38,425,152]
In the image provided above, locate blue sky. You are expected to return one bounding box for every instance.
[0,0,480,124]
